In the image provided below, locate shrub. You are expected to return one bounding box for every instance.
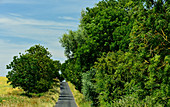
[82,69,99,106]
[94,51,169,106]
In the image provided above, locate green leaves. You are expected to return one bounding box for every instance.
[6,45,61,94]
[60,0,169,106]
[82,69,99,106]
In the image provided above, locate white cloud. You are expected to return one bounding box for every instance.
[9,13,23,17]
[0,16,77,27]
[58,16,78,21]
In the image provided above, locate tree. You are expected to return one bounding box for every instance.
[60,0,133,91]
[53,60,63,81]
[6,45,61,94]
[93,0,170,106]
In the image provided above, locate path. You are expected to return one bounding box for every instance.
[55,82,77,107]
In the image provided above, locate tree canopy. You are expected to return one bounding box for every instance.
[60,0,169,106]
[6,45,61,94]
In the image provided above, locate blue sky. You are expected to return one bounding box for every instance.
[0,0,101,76]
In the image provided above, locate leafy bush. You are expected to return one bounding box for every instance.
[112,93,164,107]
[82,69,99,106]
[6,45,61,94]
[94,51,138,106]
[94,51,169,106]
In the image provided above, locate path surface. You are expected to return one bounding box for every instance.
[55,82,77,107]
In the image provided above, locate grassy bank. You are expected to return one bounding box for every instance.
[0,76,60,107]
[67,81,91,107]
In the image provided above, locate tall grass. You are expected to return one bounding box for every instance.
[0,77,60,107]
[67,81,91,107]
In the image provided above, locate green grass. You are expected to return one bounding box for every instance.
[67,81,91,107]
[0,76,60,107]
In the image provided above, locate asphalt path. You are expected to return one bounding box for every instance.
[55,82,77,107]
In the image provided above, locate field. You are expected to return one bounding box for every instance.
[67,81,91,107]
[0,76,60,107]
[0,77,14,95]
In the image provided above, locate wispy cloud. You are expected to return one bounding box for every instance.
[58,16,78,21]
[8,13,23,17]
[0,14,72,53]
[0,15,78,41]
[0,16,77,27]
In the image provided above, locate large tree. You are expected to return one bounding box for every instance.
[60,0,134,91]
[87,0,170,106]
[60,0,169,106]
[6,45,61,93]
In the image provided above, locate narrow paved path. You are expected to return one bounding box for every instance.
[55,82,77,107]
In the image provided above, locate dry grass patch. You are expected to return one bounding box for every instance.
[0,77,60,107]
[67,81,91,107]
[0,77,14,95]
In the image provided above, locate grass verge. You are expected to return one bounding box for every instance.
[67,81,91,107]
[0,76,60,107]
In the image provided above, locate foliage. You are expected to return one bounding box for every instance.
[81,0,132,53]
[82,69,99,106]
[59,28,88,91]
[94,51,169,106]
[112,93,164,107]
[60,0,169,106]
[53,60,63,81]
[59,29,87,58]
[60,0,134,91]
[61,59,82,91]
[91,0,169,106]
[6,45,61,93]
